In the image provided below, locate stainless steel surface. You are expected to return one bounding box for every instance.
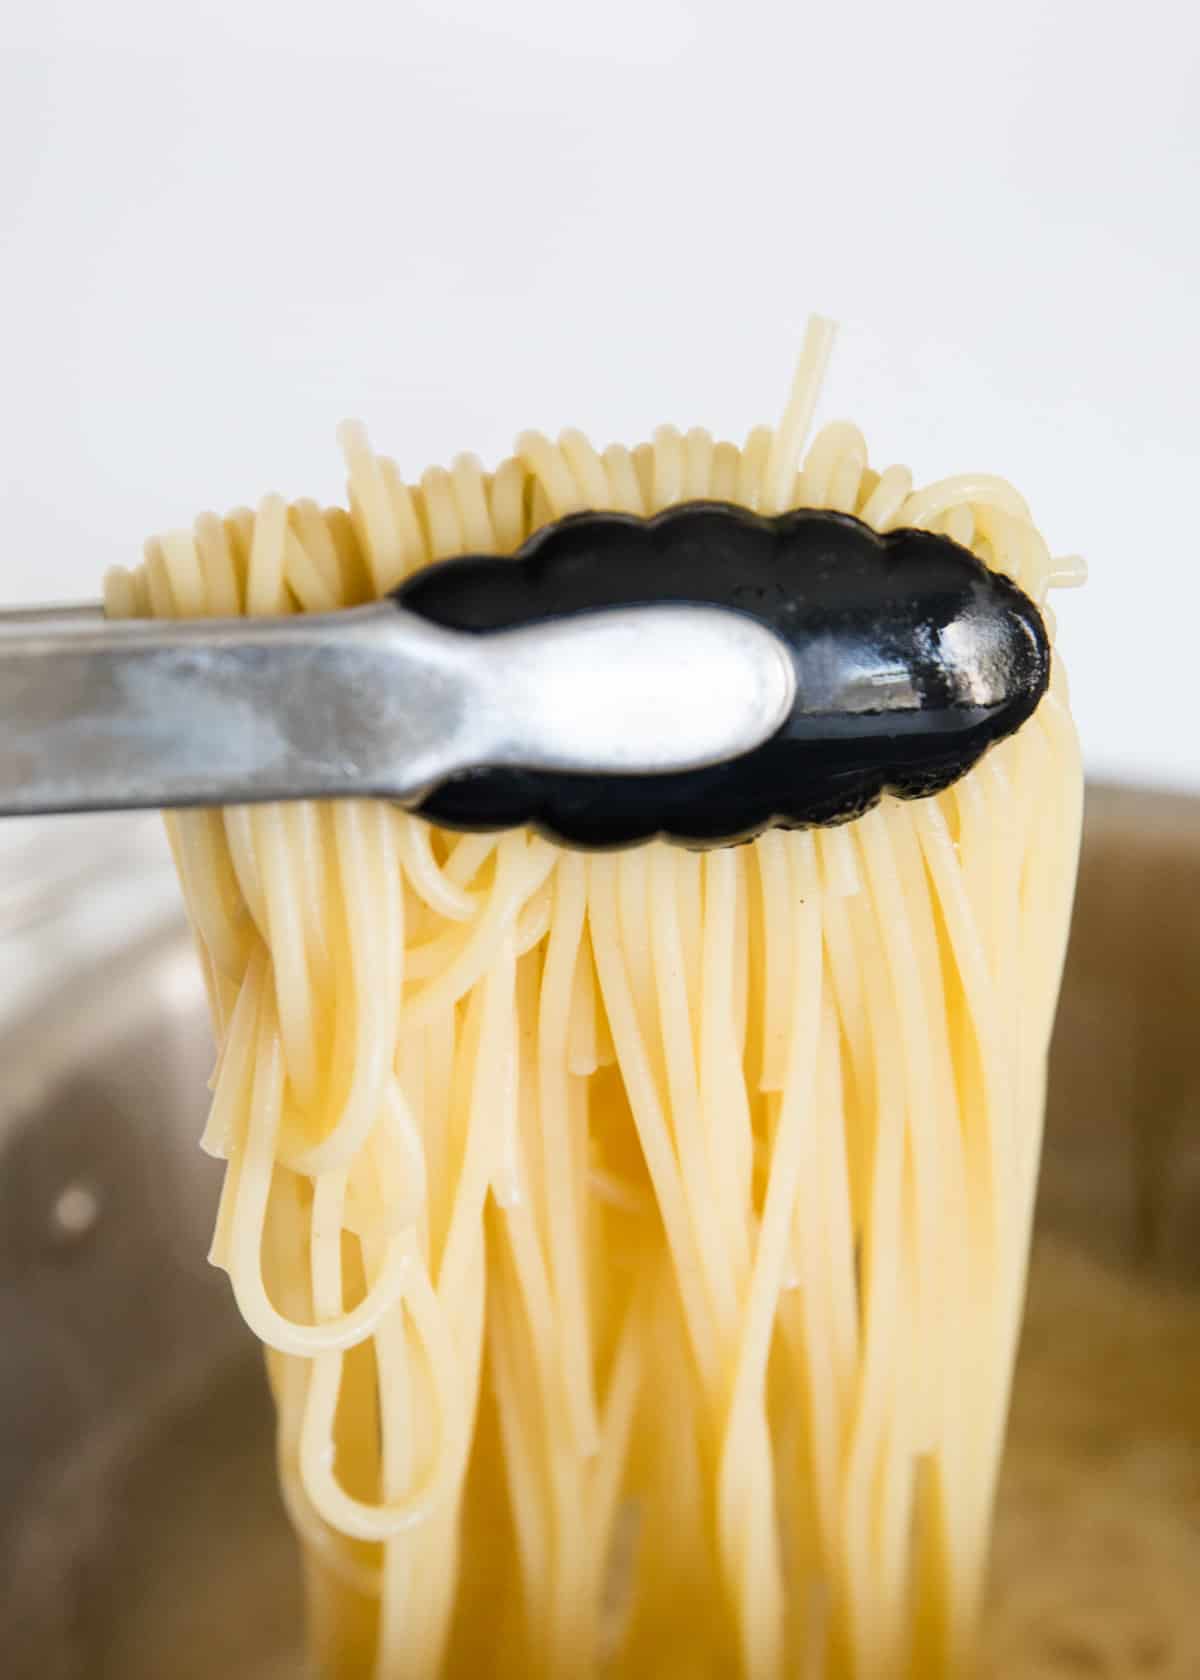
[0,601,795,816]
[0,782,1197,1676]
[0,917,301,1678]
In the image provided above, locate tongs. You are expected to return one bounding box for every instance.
[0,596,795,818]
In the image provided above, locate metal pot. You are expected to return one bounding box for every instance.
[0,785,1197,1678]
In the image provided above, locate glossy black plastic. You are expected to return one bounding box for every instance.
[393,501,1051,849]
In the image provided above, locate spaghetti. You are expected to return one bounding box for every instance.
[105,319,1084,1679]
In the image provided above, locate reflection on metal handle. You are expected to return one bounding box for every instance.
[0,600,794,817]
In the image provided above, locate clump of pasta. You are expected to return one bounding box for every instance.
[105,319,1084,1679]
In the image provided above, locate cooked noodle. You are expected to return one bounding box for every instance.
[105,319,1084,1679]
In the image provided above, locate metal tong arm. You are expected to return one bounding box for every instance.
[0,599,795,816]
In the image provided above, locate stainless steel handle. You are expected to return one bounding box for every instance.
[0,600,794,816]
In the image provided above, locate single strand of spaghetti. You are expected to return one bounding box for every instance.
[998,506,1048,602]
[192,511,242,615]
[289,802,332,987]
[487,455,531,553]
[732,837,830,1524]
[129,561,152,618]
[402,920,480,984]
[939,504,975,549]
[226,984,412,1355]
[673,847,704,1030]
[814,989,860,1405]
[288,500,344,598]
[969,503,1029,598]
[651,424,686,508]
[322,504,373,605]
[418,465,466,560]
[494,1201,594,1669]
[816,823,861,900]
[402,834,548,1031]
[448,453,494,551]
[386,1471,470,1680]
[486,931,522,1208]
[949,766,993,968]
[159,529,211,616]
[977,757,1023,1129]
[163,822,230,1042]
[245,493,289,616]
[369,1302,415,1673]
[719,841,821,1677]
[614,847,658,1039]
[873,1178,923,1662]
[899,472,1030,530]
[827,445,868,515]
[756,830,794,1092]
[282,524,340,613]
[587,855,718,1400]
[514,879,554,958]
[1045,551,1088,590]
[415,1004,458,1260]
[632,441,655,509]
[254,804,321,1107]
[442,831,501,890]
[102,565,137,619]
[888,813,980,1623]
[649,843,738,1339]
[916,814,1015,1570]
[854,464,881,513]
[345,1081,427,1239]
[221,804,268,940]
[600,444,645,514]
[682,426,715,498]
[588,1286,644,1587]
[526,473,555,536]
[222,507,255,606]
[731,850,751,1065]
[432,983,509,1307]
[277,802,398,1176]
[493,1150,565,1440]
[912,798,1011,1262]
[558,428,614,507]
[711,439,741,501]
[373,458,429,585]
[727,1410,786,1680]
[838,926,914,1678]
[566,931,600,1078]
[800,421,866,512]
[537,852,600,1451]
[143,536,177,618]
[761,316,836,513]
[513,950,551,1244]
[1023,694,1084,1045]
[890,800,973,1409]
[199,948,263,1164]
[174,809,252,980]
[853,463,914,527]
[699,846,753,1283]
[398,819,478,921]
[298,1258,459,1540]
[268,1185,385,1601]
[855,806,946,1440]
[517,430,588,518]
[339,420,403,594]
[203,950,264,1227]
[487,1263,552,1636]
[736,425,773,509]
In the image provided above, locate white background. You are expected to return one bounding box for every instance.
[2,1,1197,791]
